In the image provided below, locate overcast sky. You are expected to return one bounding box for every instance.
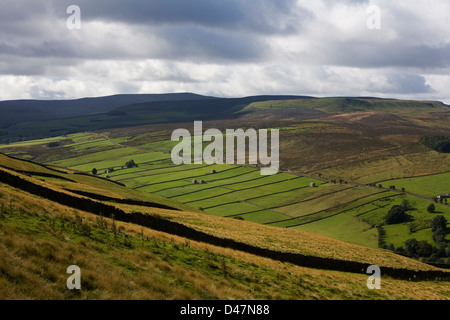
[1,0,450,103]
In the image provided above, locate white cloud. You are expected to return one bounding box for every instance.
[0,0,450,104]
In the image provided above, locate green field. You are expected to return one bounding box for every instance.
[379,172,450,199]
[1,112,449,263]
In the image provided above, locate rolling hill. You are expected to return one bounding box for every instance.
[0,92,213,131]
[1,93,449,300]
[0,94,313,143]
[1,152,450,300]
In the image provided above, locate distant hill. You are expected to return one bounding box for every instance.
[0,92,214,127]
[1,151,449,300]
[244,97,450,114]
[1,93,448,144]
[0,94,314,142]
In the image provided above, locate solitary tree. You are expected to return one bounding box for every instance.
[427,203,435,213]
[385,205,407,225]
[92,168,98,175]
[125,160,137,168]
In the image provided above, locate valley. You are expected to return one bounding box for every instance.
[1,94,449,300]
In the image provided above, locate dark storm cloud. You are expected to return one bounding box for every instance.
[311,42,450,70]
[2,0,448,69]
[0,0,449,102]
[384,73,433,94]
[52,0,304,34]
[0,0,308,65]
[152,24,269,62]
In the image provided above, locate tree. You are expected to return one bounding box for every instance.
[385,205,407,225]
[427,203,435,213]
[91,168,97,175]
[404,238,419,257]
[47,141,60,148]
[417,240,433,257]
[431,215,447,245]
[419,135,450,153]
[432,229,446,245]
[125,160,137,168]
[431,215,447,233]
[401,200,412,211]
[394,246,405,255]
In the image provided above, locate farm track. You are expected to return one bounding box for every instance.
[97,133,121,147]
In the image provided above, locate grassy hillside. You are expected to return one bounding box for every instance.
[2,186,449,300]
[0,95,310,143]
[1,95,449,300]
[1,127,449,261]
[0,153,449,300]
[244,97,449,115]
[0,93,212,128]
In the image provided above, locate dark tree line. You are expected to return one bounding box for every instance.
[419,135,450,153]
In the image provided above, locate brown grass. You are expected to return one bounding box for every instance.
[1,147,450,300]
[1,184,449,300]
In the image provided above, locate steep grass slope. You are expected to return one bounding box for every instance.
[0,153,449,275]
[2,183,449,300]
[0,154,449,300]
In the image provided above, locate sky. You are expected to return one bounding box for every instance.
[1,0,450,103]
